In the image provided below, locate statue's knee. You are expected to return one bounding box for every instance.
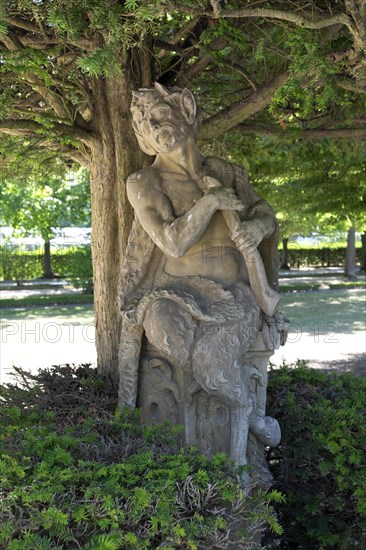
[143,298,197,367]
[143,298,177,332]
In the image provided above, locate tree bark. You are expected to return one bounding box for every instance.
[43,240,54,278]
[345,226,358,279]
[361,231,366,272]
[280,237,290,270]
[89,70,145,387]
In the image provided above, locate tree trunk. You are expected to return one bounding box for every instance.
[89,67,146,387]
[280,237,290,270]
[43,240,54,278]
[345,226,358,280]
[361,231,366,272]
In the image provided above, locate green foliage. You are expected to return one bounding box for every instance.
[53,245,93,292]
[77,47,123,78]
[0,245,92,290]
[0,48,56,88]
[0,163,90,243]
[0,365,281,549]
[270,28,340,118]
[284,245,362,269]
[0,145,91,278]
[267,362,366,549]
[0,247,44,284]
[1,244,360,286]
[224,133,366,238]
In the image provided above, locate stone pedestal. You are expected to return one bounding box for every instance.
[137,332,276,488]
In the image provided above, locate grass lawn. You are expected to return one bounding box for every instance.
[0,293,93,308]
[279,288,365,334]
[1,304,94,322]
[1,304,95,384]
[1,289,364,384]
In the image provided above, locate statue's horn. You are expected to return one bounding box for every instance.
[154,82,170,96]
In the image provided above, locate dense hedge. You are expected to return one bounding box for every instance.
[0,245,92,290]
[0,245,363,286]
[285,246,362,269]
[267,361,366,549]
[0,247,44,283]
[0,365,282,550]
[1,363,365,549]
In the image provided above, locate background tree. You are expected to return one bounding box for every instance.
[223,133,366,271]
[1,0,366,384]
[0,139,90,278]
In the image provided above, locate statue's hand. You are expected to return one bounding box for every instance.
[205,186,244,212]
[231,219,266,255]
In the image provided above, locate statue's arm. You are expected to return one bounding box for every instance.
[127,171,243,258]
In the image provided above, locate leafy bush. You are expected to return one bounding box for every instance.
[0,245,93,292]
[52,245,93,293]
[0,365,282,549]
[1,244,362,286]
[285,246,362,268]
[266,361,366,549]
[0,246,43,283]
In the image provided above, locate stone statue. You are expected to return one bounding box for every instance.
[118,83,287,488]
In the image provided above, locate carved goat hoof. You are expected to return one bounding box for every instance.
[249,415,281,447]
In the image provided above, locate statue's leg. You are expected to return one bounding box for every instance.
[142,298,198,442]
[191,320,261,468]
[143,298,197,370]
[142,298,263,468]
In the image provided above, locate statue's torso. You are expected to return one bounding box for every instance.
[159,172,247,287]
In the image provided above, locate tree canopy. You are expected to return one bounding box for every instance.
[1,150,90,243]
[1,0,366,155]
[1,0,365,381]
[0,143,90,276]
[241,136,366,238]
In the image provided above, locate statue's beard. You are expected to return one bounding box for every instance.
[154,124,180,152]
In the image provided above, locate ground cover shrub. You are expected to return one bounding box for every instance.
[0,365,282,549]
[266,361,366,549]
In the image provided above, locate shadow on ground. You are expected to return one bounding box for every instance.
[316,354,366,377]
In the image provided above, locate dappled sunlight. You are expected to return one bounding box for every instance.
[1,313,96,385]
[1,305,94,322]
[280,289,365,334]
[1,289,364,385]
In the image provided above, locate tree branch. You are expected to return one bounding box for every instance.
[218,7,351,30]
[175,36,228,87]
[5,16,94,51]
[231,63,257,91]
[337,79,366,94]
[0,119,94,146]
[0,29,76,120]
[217,7,363,52]
[25,75,73,120]
[235,124,366,139]
[167,3,362,52]
[165,16,200,46]
[200,71,288,141]
[35,141,90,167]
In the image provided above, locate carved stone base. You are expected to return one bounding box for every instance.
[137,332,278,489]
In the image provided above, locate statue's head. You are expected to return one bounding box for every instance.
[131,83,201,155]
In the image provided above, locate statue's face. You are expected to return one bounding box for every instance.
[132,99,192,154]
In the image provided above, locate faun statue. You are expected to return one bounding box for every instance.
[118,83,287,487]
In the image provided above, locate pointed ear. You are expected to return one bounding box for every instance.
[180,88,196,125]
